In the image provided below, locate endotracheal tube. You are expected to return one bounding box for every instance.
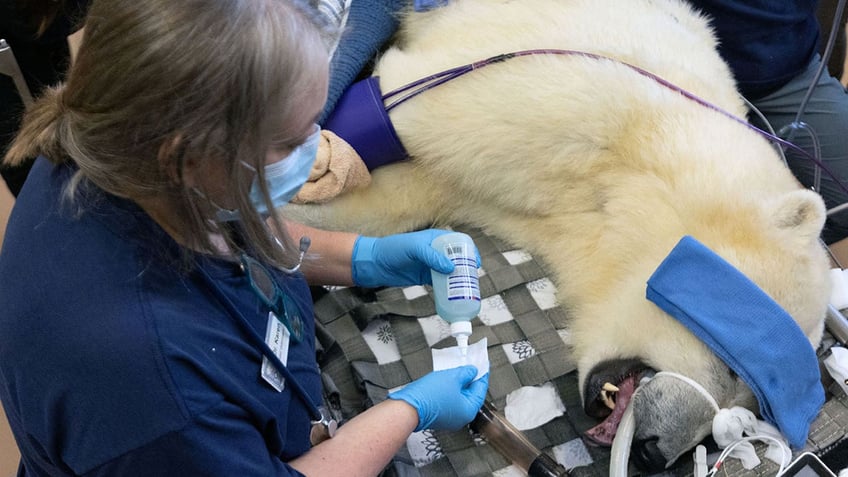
[471,402,571,476]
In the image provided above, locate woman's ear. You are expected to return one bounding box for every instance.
[157,133,192,185]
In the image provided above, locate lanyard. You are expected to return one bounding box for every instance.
[194,263,337,445]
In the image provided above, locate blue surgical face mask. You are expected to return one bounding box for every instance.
[198,126,320,222]
[249,125,321,216]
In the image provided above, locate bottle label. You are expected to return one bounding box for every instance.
[443,242,481,301]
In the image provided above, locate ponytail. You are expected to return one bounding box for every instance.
[4,85,68,166]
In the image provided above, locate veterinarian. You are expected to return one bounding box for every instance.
[0,0,488,475]
[689,0,848,243]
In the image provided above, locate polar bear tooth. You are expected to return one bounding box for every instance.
[600,384,619,410]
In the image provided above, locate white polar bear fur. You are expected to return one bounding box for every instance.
[286,0,832,462]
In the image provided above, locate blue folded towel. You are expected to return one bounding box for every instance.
[646,235,824,448]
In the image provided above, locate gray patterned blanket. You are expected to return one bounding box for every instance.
[313,226,848,477]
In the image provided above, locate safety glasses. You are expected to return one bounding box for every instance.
[240,254,304,342]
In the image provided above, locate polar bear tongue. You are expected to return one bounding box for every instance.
[583,375,639,447]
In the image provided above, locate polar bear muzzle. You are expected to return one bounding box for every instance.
[582,358,653,446]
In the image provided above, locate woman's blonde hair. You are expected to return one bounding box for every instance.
[5,0,338,268]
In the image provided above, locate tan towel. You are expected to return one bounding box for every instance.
[292,130,371,204]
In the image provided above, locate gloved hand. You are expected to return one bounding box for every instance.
[388,365,489,432]
[351,229,456,288]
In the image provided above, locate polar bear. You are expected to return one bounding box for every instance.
[285,0,832,470]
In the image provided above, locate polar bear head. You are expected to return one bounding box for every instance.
[576,189,831,471]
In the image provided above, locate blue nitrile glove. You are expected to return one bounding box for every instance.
[388,366,489,432]
[351,229,455,288]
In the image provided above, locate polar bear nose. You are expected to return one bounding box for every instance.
[631,436,667,472]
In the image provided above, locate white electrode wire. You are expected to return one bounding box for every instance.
[781,122,824,192]
[706,435,790,477]
[823,236,843,268]
[743,97,790,167]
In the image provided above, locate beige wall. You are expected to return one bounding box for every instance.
[0,405,18,477]
[0,182,18,476]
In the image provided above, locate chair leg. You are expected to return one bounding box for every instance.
[0,39,34,107]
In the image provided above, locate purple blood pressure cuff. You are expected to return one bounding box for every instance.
[645,235,824,448]
[323,76,408,171]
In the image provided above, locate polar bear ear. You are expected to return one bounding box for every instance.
[770,189,827,245]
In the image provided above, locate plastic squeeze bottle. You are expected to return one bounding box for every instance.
[430,232,481,356]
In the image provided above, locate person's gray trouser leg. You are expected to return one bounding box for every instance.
[749,55,848,243]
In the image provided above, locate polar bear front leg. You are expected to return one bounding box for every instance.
[281,161,448,237]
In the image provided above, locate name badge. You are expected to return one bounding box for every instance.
[261,311,290,392]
